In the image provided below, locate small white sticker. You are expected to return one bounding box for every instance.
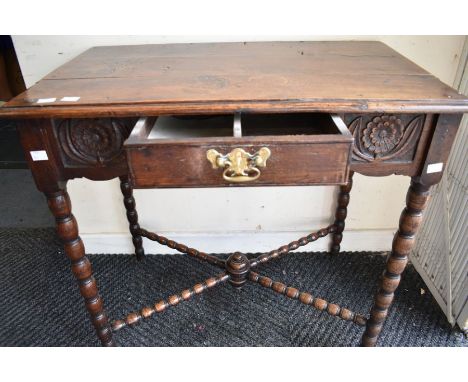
[427,163,443,174]
[60,96,80,102]
[36,98,56,104]
[30,150,48,161]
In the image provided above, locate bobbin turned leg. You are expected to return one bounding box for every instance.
[46,189,115,346]
[331,171,354,254]
[120,175,145,260]
[361,180,431,346]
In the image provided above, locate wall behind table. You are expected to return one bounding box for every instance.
[12,35,465,254]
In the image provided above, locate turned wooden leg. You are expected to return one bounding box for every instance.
[331,171,354,254]
[120,175,145,260]
[46,189,115,346]
[361,180,431,346]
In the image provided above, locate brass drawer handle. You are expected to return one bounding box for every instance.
[206,147,271,183]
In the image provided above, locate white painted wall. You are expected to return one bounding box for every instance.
[12,35,466,254]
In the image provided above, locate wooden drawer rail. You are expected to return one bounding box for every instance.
[110,223,368,332]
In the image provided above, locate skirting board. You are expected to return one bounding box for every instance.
[81,229,395,255]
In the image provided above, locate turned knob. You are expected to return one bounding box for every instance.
[225,252,251,288]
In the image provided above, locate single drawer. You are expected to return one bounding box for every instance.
[124,113,353,188]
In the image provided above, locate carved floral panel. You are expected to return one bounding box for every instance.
[55,118,135,168]
[345,114,425,163]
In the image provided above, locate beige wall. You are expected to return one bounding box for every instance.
[12,35,466,253]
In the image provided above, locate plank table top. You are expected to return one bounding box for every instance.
[1,41,468,118]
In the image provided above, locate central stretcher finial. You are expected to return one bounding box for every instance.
[226,252,251,288]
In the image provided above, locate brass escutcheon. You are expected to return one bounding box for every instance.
[206,147,271,183]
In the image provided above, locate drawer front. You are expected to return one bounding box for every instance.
[125,113,353,188]
[127,140,351,188]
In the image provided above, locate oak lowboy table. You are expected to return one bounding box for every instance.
[1,41,468,346]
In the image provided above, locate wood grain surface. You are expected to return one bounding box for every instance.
[2,41,468,118]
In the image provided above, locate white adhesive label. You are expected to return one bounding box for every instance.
[427,163,443,174]
[36,98,56,104]
[30,150,48,161]
[60,96,80,102]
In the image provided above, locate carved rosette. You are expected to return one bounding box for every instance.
[362,115,404,156]
[57,118,133,167]
[348,114,424,162]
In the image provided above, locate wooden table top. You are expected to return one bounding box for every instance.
[2,41,468,118]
